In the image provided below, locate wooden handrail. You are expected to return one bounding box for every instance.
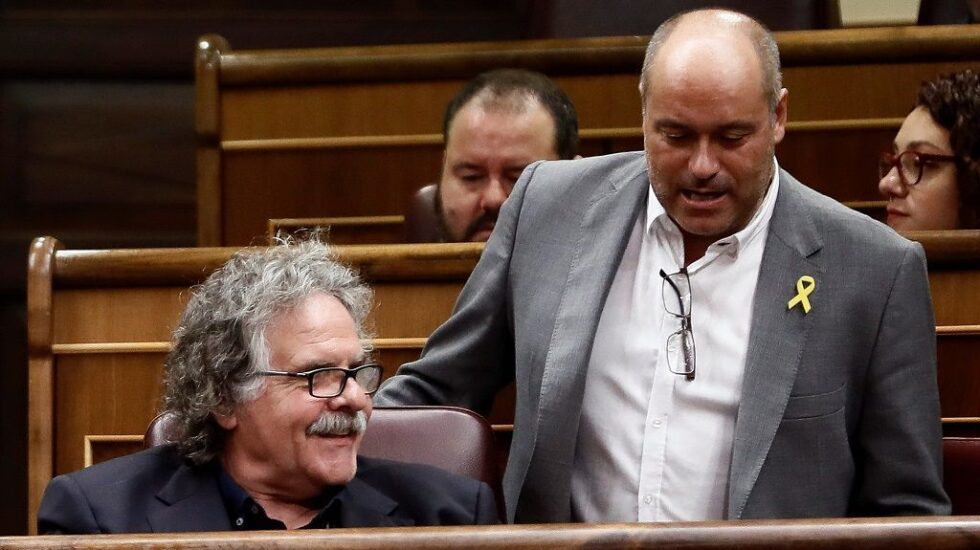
[49,242,484,287]
[43,231,980,286]
[214,25,980,86]
[8,517,980,549]
[904,230,980,265]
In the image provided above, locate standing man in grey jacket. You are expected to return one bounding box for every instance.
[377,8,949,523]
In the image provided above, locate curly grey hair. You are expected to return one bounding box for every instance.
[162,240,373,464]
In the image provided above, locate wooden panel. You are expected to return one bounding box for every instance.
[52,288,189,344]
[777,125,895,203]
[937,330,980,418]
[928,271,980,326]
[222,147,443,244]
[54,354,165,476]
[371,282,462,339]
[85,436,143,468]
[782,61,979,121]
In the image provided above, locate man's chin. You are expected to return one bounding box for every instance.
[468,227,495,242]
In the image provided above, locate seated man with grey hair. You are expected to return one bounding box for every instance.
[37,241,498,533]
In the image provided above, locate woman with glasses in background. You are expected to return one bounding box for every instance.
[878,69,980,231]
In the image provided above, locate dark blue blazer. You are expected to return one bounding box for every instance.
[38,445,499,533]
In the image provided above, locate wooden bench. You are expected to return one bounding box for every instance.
[26,231,980,531]
[196,25,980,246]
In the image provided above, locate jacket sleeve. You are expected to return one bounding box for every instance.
[853,242,950,515]
[37,473,103,534]
[374,162,544,415]
[474,482,502,524]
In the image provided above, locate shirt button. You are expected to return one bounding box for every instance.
[251,505,259,514]
[643,494,653,505]
[235,517,244,527]
[652,419,662,428]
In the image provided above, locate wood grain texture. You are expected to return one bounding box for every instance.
[25,237,60,534]
[7,516,980,549]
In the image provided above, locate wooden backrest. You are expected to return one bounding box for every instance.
[196,26,980,246]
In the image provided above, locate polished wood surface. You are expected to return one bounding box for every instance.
[197,26,980,246]
[25,238,59,536]
[9,517,980,549]
[213,25,980,85]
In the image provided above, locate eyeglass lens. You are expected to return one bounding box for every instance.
[311,365,382,397]
[661,272,691,317]
[879,151,923,186]
[660,269,695,380]
[666,329,696,376]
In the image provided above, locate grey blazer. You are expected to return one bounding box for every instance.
[377,151,950,523]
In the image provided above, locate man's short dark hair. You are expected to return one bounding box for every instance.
[442,68,579,160]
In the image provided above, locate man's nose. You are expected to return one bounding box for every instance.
[326,376,369,411]
[480,177,509,211]
[878,166,908,198]
[689,139,720,180]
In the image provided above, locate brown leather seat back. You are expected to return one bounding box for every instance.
[144,411,181,449]
[360,406,499,488]
[405,184,441,243]
[944,436,980,514]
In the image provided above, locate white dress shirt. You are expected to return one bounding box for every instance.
[570,160,780,522]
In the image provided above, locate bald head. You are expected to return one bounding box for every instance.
[640,9,782,113]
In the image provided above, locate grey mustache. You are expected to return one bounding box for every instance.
[306,410,368,437]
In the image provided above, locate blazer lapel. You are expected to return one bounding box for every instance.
[148,462,232,532]
[728,171,824,518]
[529,157,649,514]
[334,477,414,528]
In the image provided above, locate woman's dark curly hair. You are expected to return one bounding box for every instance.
[916,70,980,228]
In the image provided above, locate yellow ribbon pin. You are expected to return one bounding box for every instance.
[787,275,815,314]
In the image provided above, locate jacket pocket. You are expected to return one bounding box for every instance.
[782,383,845,420]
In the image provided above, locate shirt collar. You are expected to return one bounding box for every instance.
[215,462,343,530]
[645,158,781,259]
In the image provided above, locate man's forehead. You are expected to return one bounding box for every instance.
[445,102,557,160]
[645,40,767,114]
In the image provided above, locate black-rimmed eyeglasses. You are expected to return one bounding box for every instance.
[879,150,957,188]
[256,363,383,398]
[660,268,695,381]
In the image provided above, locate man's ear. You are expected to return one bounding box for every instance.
[213,408,238,430]
[772,88,789,144]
